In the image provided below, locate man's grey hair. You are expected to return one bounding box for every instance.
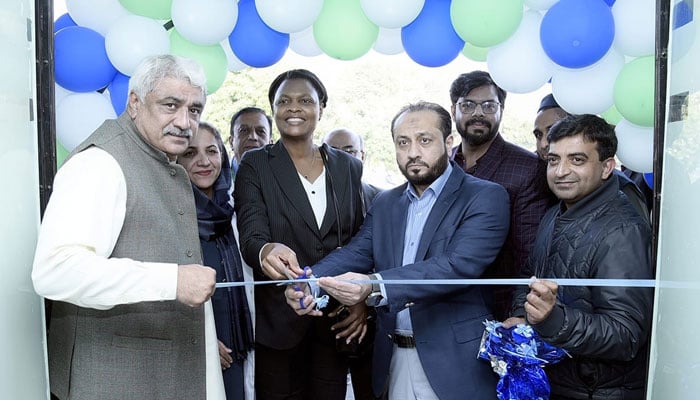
[128,54,207,101]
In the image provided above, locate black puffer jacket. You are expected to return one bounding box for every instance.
[511,177,653,400]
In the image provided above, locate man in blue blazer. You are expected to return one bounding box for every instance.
[286,102,510,400]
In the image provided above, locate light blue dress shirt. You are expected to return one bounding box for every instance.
[385,162,453,334]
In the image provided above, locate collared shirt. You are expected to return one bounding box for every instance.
[32,147,225,400]
[394,162,453,333]
[298,168,328,229]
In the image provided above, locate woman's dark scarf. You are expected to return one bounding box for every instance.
[192,151,254,361]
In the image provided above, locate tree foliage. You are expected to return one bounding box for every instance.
[202,52,544,188]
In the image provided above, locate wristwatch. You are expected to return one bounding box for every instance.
[365,274,383,307]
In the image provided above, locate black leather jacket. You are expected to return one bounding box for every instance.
[511,177,653,400]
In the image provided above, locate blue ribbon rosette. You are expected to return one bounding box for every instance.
[477,320,569,400]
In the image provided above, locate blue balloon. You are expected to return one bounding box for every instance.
[108,73,130,115]
[603,0,615,5]
[401,0,464,68]
[55,26,117,92]
[540,0,614,68]
[643,172,653,189]
[54,13,77,33]
[228,0,289,68]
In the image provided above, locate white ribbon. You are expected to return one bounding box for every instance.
[216,277,674,289]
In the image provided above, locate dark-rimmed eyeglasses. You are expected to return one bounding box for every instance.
[457,100,501,114]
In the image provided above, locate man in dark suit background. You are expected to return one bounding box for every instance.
[322,127,380,399]
[323,128,381,212]
[449,71,554,320]
[286,101,510,400]
[228,107,272,177]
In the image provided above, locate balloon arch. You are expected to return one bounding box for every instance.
[54,0,664,174]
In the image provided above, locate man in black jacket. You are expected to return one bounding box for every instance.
[505,114,653,400]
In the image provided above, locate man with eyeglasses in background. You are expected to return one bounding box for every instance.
[324,128,382,214]
[449,71,554,321]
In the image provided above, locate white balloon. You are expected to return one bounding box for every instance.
[105,15,170,76]
[255,0,323,33]
[551,48,625,114]
[360,0,425,29]
[487,11,556,94]
[56,92,117,151]
[65,0,130,36]
[615,119,654,173]
[524,0,558,11]
[55,83,74,105]
[612,0,655,57]
[290,26,322,57]
[220,38,249,72]
[172,0,238,46]
[373,27,404,55]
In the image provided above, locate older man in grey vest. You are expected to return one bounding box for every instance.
[32,55,222,399]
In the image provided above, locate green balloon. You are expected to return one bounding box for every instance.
[451,0,523,48]
[600,105,622,126]
[313,0,379,61]
[169,29,227,94]
[462,42,489,62]
[614,56,655,127]
[119,0,173,19]
[56,141,69,169]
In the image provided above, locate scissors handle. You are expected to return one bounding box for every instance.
[294,266,312,309]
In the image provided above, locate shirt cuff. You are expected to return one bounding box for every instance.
[372,273,388,307]
[142,262,179,301]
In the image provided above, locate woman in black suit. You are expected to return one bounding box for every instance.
[234,69,367,400]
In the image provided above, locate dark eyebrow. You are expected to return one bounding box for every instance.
[568,152,589,159]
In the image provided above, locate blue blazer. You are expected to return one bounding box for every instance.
[313,164,510,400]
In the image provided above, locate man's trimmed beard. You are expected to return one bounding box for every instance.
[457,118,497,147]
[399,149,449,188]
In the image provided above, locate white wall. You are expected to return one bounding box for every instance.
[647,0,700,398]
[0,1,50,398]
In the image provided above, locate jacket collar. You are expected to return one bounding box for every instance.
[267,141,351,239]
[413,162,464,261]
[451,133,505,179]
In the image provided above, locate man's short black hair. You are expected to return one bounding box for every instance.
[229,107,272,138]
[548,114,617,161]
[449,70,507,106]
[390,101,452,140]
[267,69,328,109]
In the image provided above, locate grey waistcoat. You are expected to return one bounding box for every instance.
[47,113,206,400]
